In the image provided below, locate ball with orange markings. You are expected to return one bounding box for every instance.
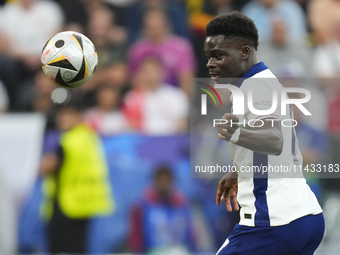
[41,31,98,88]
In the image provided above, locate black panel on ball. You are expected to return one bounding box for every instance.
[69,57,85,83]
[55,70,72,87]
[48,59,77,71]
[73,33,83,51]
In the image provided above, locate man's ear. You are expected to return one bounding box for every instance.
[241,46,251,59]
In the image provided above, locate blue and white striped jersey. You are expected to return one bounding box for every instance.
[229,62,322,227]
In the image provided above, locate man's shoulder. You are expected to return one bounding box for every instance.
[240,69,281,90]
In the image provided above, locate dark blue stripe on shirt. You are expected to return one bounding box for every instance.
[253,152,270,226]
[236,62,269,87]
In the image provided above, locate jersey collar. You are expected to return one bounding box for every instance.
[236,62,268,87]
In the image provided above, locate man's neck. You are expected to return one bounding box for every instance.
[241,55,258,77]
[149,33,168,44]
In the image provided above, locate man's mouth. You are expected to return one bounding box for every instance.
[210,73,219,79]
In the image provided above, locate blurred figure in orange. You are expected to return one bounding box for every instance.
[123,57,188,135]
[40,106,114,253]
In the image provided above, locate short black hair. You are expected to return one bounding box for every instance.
[206,11,259,50]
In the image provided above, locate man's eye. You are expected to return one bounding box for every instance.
[215,55,222,60]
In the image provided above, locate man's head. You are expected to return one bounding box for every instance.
[153,165,174,196]
[88,8,114,48]
[204,11,259,82]
[260,0,276,9]
[56,106,83,131]
[19,0,35,10]
[135,57,163,91]
[143,8,169,43]
[95,85,120,112]
[271,20,287,46]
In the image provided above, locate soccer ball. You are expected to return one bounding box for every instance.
[41,31,98,88]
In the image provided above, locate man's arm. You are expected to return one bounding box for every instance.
[39,146,63,176]
[215,113,283,211]
[39,153,60,176]
[217,113,283,156]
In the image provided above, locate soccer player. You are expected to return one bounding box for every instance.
[204,12,325,254]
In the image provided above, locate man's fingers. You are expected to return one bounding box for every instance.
[216,123,231,129]
[224,191,233,212]
[221,113,239,122]
[218,114,239,127]
[230,189,239,211]
[218,128,229,137]
[216,188,222,205]
[218,127,236,137]
[218,132,227,140]
[223,113,239,121]
[221,189,238,212]
[216,183,226,205]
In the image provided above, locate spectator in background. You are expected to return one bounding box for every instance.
[124,58,189,135]
[52,0,88,33]
[85,85,129,135]
[242,0,307,43]
[293,103,327,166]
[309,0,340,45]
[0,0,64,111]
[293,0,309,14]
[257,19,311,77]
[82,7,128,93]
[129,165,195,254]
[292,103,327,199]
[97,0,132,27]
[203,0,234,16]
[40,106,114,253]
[127,0,190,44]
[188,0,237,78]
[128,8,195,95]
[30,72,57,113]
[0,79,9,113]
[313,18,340,190]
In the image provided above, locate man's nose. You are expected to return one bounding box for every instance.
[206,58,216,69]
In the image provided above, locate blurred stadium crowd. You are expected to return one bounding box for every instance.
[1,0,340,254]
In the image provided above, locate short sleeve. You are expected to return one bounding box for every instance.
[241,79,281,125]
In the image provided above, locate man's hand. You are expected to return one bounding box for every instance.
[39,153,59,176]
[217,113,239,141]
[216,171,239,212]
